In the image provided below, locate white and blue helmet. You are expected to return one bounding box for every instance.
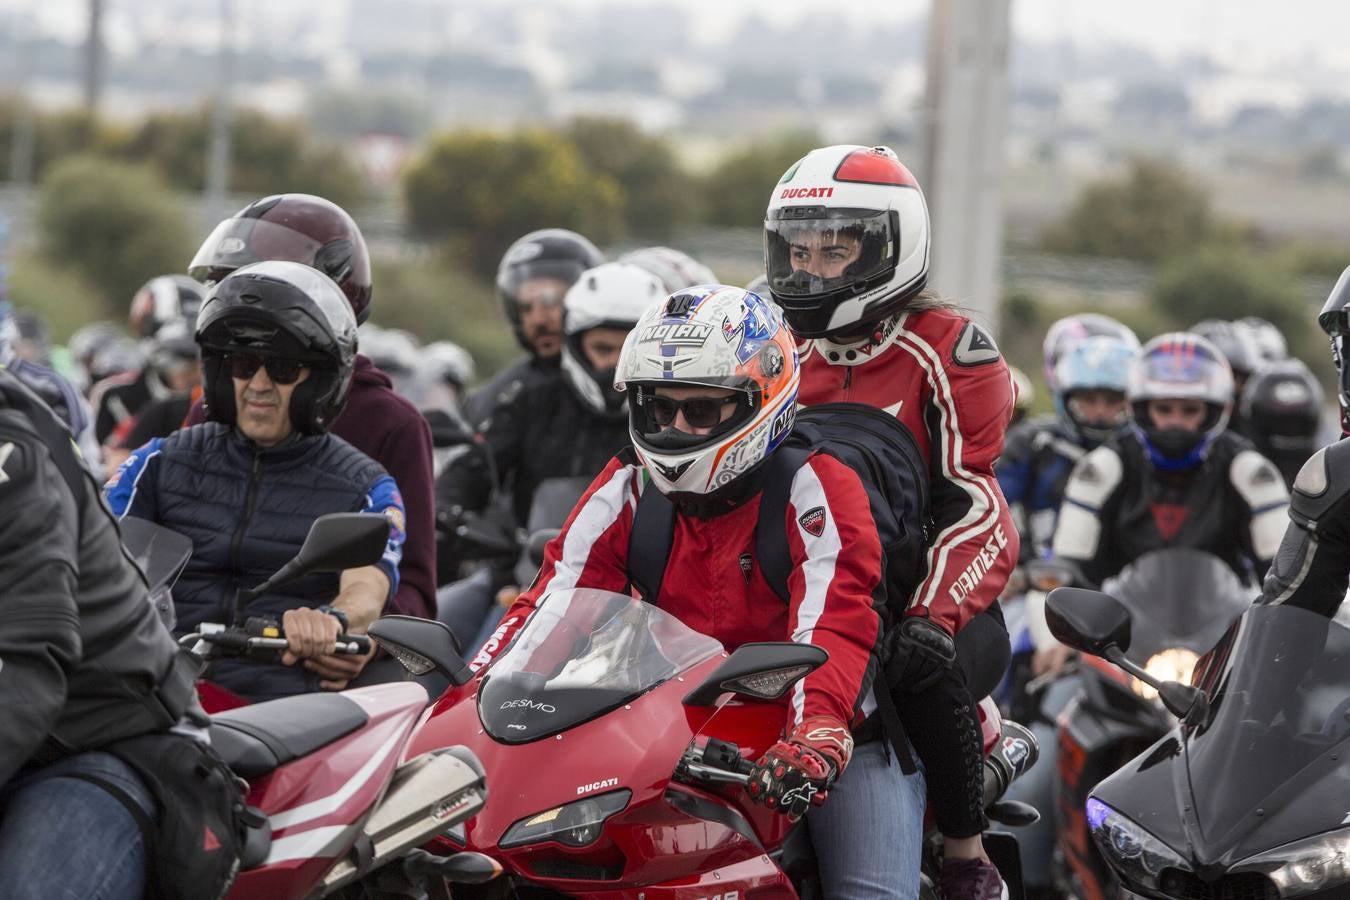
[1053,336,1139,446]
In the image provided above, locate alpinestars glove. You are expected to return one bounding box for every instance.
[747,716,854,820]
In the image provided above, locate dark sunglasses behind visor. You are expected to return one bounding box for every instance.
[644,394,738,429]
[226,352,307,385]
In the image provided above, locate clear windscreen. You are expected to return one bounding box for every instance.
[478,588,724,743]
[1100,549,1253,665]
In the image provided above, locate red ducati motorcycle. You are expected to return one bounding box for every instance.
[370,587,1040,899]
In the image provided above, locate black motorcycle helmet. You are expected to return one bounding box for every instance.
[1240,358,1323,486]
[496,229,604,353]
[128,274,207,341]
[1318,265,1350,435]
[195,261,358,436]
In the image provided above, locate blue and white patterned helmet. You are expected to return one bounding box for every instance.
[615,284,800,498]
[1053,336,1138,445]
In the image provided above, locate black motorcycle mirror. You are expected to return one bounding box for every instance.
[1046,587,1207,721]
[526,529,559,569]
[242,513,390,604]
[369,615,474,686]
[684,642,829,706]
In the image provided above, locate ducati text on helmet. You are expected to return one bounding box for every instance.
[195,260,359,436]
[189,194,374,323]
[615,285,800,499]
[764,145,929,338]
[1130,332,1234,472]
[561,262,667,418]
[496,229,605,353]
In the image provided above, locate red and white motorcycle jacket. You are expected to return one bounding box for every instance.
[798,306,1019,634]
[474,452,885,730]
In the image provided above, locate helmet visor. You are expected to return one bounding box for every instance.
[188,218,325,283]
[765,208,896,302]
[627,382,757,454]
[498,260,589,308]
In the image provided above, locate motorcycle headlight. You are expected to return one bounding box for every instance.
[499,789,630,849]
[1087,798,1187,891]
[1238,828,1350,897]
[1131,649,1200,702]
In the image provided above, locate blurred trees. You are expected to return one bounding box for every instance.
[123,108,369,209]
[402,129,624,278]
[561,116,688,241]
[0,99,369,207]
[35,156,197,313]
[698,130,822,227]
[1041,158,1241,261]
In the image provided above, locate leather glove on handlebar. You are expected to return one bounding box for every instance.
[747,716,854,821]
[884,615,957,694]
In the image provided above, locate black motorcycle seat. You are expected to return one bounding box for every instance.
[209,693,369,779]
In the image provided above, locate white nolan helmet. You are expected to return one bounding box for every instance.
[615,285,800,499]
[764,144,930,338]
[561,262,668,418]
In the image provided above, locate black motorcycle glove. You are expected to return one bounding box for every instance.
[883,615,957,694]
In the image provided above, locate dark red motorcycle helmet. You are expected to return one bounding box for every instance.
[189,194,374,324]
[195,261,359,436]
[496,229,604,352]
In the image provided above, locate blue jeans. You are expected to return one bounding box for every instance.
[1003,675,1080,889]
[0,751,156,900]
[808,739,928,900]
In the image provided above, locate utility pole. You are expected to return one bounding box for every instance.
[920,0,1012,331]
[8,17,35,184]
[82,0,105,114]
[205,0,235,224]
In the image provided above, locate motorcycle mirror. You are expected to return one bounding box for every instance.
[295,513,391,573]
[683,642,829,706]
[1045,587,1133,656]
[369,615,473,686]
[526,529,559,569]
[243,513,390,603]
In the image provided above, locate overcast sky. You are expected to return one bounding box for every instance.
[4,0,1349,73]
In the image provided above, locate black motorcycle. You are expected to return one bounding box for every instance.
[1052,550,1252,900]
[1047,582,1350,900]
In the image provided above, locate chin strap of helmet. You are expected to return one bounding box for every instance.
[1138,425,1212,472]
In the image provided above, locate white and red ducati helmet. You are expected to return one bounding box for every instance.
[764,145,930,338]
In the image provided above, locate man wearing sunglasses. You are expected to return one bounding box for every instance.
[106,261,406,703]
[184,192,438,630]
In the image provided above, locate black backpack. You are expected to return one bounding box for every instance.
[627,402,932,765]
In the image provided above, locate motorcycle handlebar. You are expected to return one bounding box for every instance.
[180,622,371,658]
[679,737,755,787]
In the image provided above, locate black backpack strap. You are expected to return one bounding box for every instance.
[873,681,919,774]
[627,476,676,603]
[0,372,88,508]
[754,446,812,604]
